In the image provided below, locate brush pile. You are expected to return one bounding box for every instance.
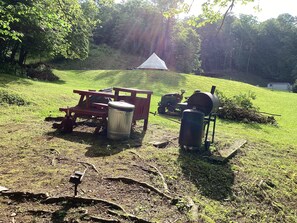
[26,63,59,81]
[216,91,276,125]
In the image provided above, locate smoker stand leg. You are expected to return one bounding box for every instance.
[204,115,211,149]
[211,115,217,143]
[74,184,78,196]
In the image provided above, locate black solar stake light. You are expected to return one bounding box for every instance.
[69,169,87,196]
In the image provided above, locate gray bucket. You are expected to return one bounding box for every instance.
[107,101,135,140]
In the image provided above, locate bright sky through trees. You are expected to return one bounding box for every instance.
[187,0,297,21]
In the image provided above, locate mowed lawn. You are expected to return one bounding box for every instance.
[2,70,295,145]
[0,70,296,222]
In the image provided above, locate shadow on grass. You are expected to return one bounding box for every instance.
[0,73,66,87]
[157,113,181,124]
[219,119,263,130]
[38,79,66,85]
[93,70,187,95]
[177,149,234,201]
[84,129,145,157]
[93,70,122,82]
[0,74,33,87]
[47,126,145,157]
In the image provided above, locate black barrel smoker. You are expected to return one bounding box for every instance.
[179,86,220,150]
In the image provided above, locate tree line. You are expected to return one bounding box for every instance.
[1,0,297,83]
[93,0,202,73]
[93,1,297,83]
[197,13,297,83]
[0,0,202,73]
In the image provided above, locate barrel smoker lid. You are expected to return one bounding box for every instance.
[108,101,135,111]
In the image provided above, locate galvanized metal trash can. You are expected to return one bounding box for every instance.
[179,109,205,149]
[107,101,135,140]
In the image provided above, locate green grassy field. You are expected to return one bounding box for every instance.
[2,70,295,145]
[0,70,296,222]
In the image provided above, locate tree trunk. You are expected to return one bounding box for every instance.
[18,44,28,66]
[162,17,171,60]
[10,42,19,63]
[229,49,233,70]
[246,48,252,74]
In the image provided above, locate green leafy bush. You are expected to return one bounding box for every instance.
[0,90,29,106]
[233,91,257,110]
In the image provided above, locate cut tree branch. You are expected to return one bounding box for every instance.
[129,151,169,193]
[104,176,172,200]
[148,164,169,193]
[217,0,235,32]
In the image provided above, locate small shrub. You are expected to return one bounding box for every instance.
[233,91,257,110]
[0,90,29,106]
[292,80,297,93]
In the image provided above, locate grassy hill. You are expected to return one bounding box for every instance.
[51,45,145,70]
[48,44,272,87]
[0,70,296,222]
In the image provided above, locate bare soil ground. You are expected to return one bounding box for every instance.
[0,120,187,222]
[0,119,296,222]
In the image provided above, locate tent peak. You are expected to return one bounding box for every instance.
[137,53,168,70]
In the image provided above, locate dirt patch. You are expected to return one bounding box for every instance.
[0,122,186,222]
[0,120,296,222]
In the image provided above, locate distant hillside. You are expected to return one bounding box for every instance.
[200,70,273,87]
[51,44,272,87]
[51,44,145,70]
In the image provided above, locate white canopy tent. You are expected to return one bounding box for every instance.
[137,53,168,70]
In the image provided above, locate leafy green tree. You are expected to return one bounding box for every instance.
[197,15,236,71]
[96,0,171,58]
[231,14,258,73]
[172,21,202,73]
[94,0,202,72]
[254,14,297,82]
[0,0,98,65]
[196,11,297,83]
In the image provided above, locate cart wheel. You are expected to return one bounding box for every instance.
[158,106,166,114]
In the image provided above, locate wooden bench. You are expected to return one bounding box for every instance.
[59,87,153,131]
[59,90,114,120]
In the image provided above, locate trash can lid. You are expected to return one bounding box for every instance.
[108,101,135,111]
